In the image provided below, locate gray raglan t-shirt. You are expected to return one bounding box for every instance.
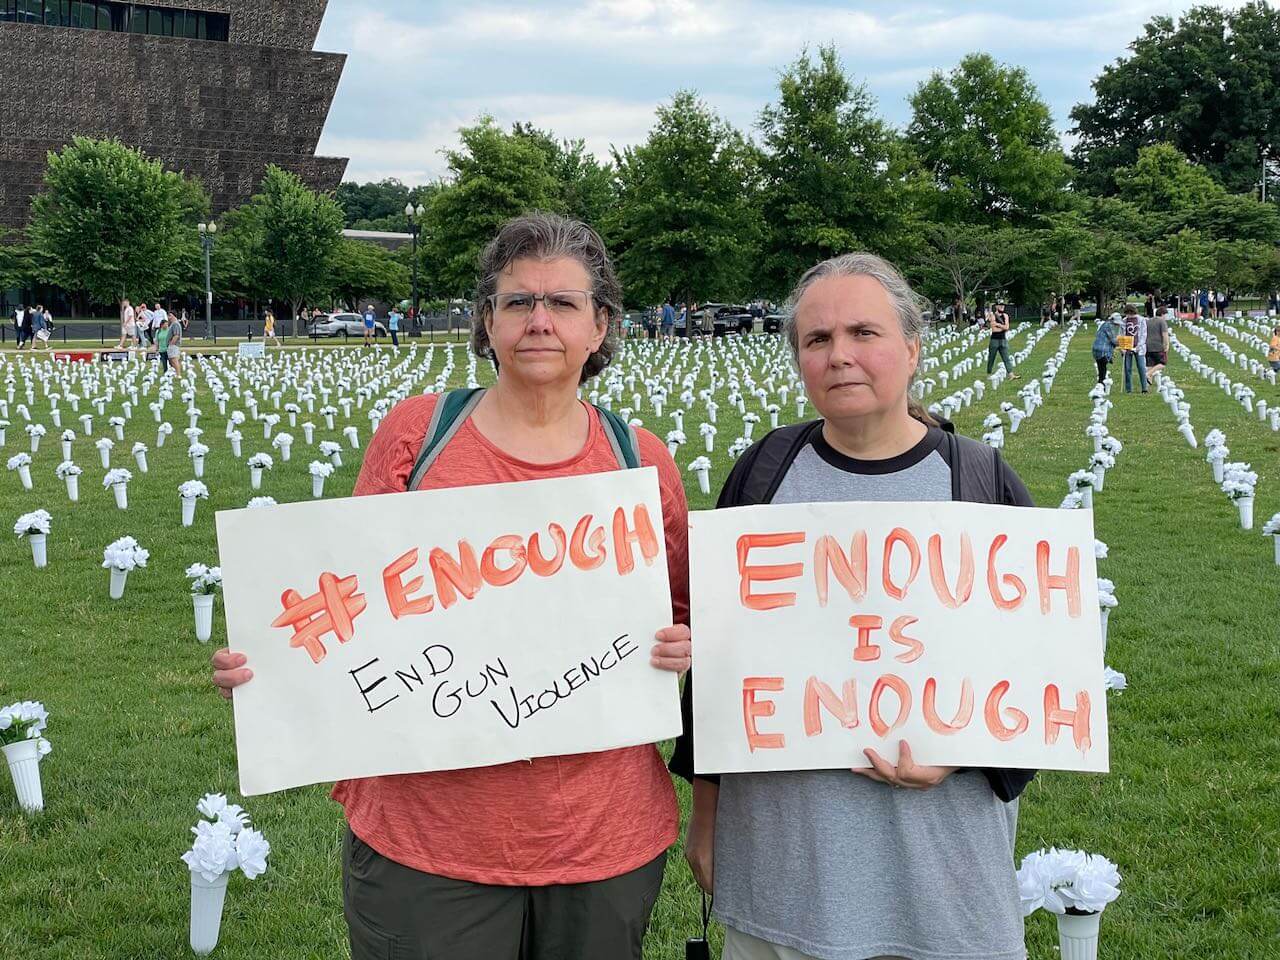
[712,429,1026,960]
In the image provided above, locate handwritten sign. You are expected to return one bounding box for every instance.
[689,501,1109,775]
[216,468,680,795]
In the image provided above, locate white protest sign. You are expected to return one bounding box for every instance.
[216,468,679,796]
[690,501,1109,774]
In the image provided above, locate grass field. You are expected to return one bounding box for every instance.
[1,322,1278,959]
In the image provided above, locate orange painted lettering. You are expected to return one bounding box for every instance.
[813,532,867,606]
[803,677,859,736]
[382,548,434,620]
[882,527,921,601]
[569,514,607,570]
[889,614,924,663]
[849,614,883,661]
[742,677,786,751]
[984,680,1029,741]
[928,532,974,608]
[1044,685,1092,751]
[1035,541,1082,617]
[737,532,805,611]
[527,523,568,577]
[923,677,974,735]
[868,674,911,737]
[986,534,1026,610]
[481,534,528,587]
[429,540,482,609]
[612,504,661,575]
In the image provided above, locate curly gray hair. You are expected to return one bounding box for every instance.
[471,212,622,384]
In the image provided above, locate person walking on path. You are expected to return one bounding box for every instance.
[262,308,281,347]
[1122,303,1149,393]
[1145,306,1171,380]
[388,307,402,348]
[1093,313,1121,384]
[1268,324,1280,374]
[985,301,1016,378]
[117,299,136,350]
[16,302,33,350]
[362,304,376,347]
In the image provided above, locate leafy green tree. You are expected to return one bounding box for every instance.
[27,136,209,313]
[227,165,344,334]
[606,91,762,306]
[1113,143,1222,216]
[1071,4,1280,194]
[755,45,906,298]
[512,124,616,228]
[907,53,1070,224]
[335,179,436,229]
[1151,228,1215,297]
[1040,212,1094,303]
[910,222,1037,310]
[1077,197,1151,315]
[326,238,410,309]
[1210,238,1272,293]
[422,118,564,297]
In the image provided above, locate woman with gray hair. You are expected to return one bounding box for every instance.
[212,212,693,959]
[671,252,1036,960]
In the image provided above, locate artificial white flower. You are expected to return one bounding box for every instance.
[234,828,271,879]
[1103,666,1127,691]
[246,496,278,509]
[309,460,335,479]
[181,819,239,883]
[13,509,51,537]
[102,468,133,488]
[247,452,274,470]
[7,453,32,470]
[102,536,149,571]
[55,460,82,479]
[179,480,210,500]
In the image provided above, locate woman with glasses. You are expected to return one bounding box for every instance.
[211,213,693,960]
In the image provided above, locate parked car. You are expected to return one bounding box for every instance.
[683,303,755,337]
[762,313,785,335]
[309,313,387,338]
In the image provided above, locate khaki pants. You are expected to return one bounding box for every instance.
[343,828,666,960]
[723,926,905,960]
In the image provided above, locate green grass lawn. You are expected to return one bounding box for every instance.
[1,325,1278,959]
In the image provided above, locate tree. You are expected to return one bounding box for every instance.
[27,136,209,312]
[1151,228,1215,298]
[606,91,762,306]
[755,45,907,298]
[1077,197,1151,315]
[1040,212,1094,303]
[422,118,564,297]
[1070,4,1280,194]
[512,124,616,228]
[910,222,1036,310]
[228,165,345,335]
[1210,238,1272,293]
[326,238,410,309]
[907,53,1070,224]
[1113,143,1222,216]
[335,179,436,229]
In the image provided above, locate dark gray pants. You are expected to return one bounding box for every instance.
[343,828,667,960]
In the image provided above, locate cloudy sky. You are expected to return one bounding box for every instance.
[314,0,1239,185]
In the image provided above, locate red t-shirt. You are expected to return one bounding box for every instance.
[331,392,689,885]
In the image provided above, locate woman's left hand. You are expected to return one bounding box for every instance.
[651,624,692,674]
[854,740,957,790]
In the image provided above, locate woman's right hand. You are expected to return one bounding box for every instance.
[212,648,253,700]
[684,810,715,894]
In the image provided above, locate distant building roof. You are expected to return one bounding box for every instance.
[343,229,412,250]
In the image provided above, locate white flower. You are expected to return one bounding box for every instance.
[55,460,82,479]
[181,819,240,883]
[1085,423,1109,438]
[1094,539,1108,560]
[1221,479,1255,500]
[1059,491,1084,509]
[699,423,716,436]
[247,496,278,509]
[7,453,32,470]
[1204,429,1227,449]
[179,480,210,500]
[983,414,1003,429]
[1060,853,1122,914]
[247,453,274,470]
[1222,462,1257,487]
[26,424,46,437]
[184,426,204,440]
[95,437,114,450]
[102,536,149,571]
[235,828,271,879]
[108,416,125,427]
[1089,452,1115,469]
[742,413,760,423]
[665,430,686,445]
[196,792,230,820]
[309,460,335,479]
[271,432,294,449]
[14,509,51,537]
[102,468,133,488]
[186,563,223,594]
[1262,513,1280,536]
[187,442,210,458]
[0,700,49,743]
[318,441,341,456]
[688,456,711,472]
[1068,469,1096,490]
[157,422,173,435]
[1205,445,1229,463]
[1103,666,1127,691]
[60,429,76,441]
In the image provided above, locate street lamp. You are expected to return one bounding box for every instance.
[197,221,217,340]
[405,203,425,330]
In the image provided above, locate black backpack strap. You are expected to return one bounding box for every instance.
[595,406,641,470]
[947,432,1001,504]
[407,388,485,491]
[725,420,823,506]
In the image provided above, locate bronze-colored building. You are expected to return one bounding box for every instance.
[0,0,348,231]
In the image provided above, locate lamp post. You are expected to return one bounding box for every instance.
[197,221,217,340]
[405,203,425,329]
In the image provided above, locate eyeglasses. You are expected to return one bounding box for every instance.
[488,290,595,319]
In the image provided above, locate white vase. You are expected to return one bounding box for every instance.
[1212,459,1224,484]
[769,411,779,429]
[347,431,359,449]
[1178,422,1196,448]
[1056,911,1101,960]
[1273,536,1280,566]
[312,475,324,497]
[193,593,215,643]
[250,467,262,490]
[231,436,242,457]
[134,450,148,472]
[330,452,342,468]
[29,533,47,568]
[325,414,334,430]
[1238,497,1254,531]
[303,425,314,444]
[1099,606,1110,650]
[18,465,32,489]
[744,422,755,441]
[114,425,124,441]
[61,440,72,460]
[262,421,272,439]
[30,435,40,454]
[704,435,714,453]
[98,447,111,469]
[1092,436,1103,454]
[1093,466,1105,492]
[156,430,167,448]
[795,400,804,418]
[189,871,229,956]
[695,470,710,495]
[50,409,61,428]
[193,455,205,478]
[1081,487,1094,509]
[109,566,128,599]
[112,483,128,509]
[3,739,44,813]
[279,445,291,462]
[65,475,79,501]
[181,497,197,527]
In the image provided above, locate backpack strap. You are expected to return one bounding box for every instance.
[406,388,640,491]
[594,406,642,470]
[723,421,823,506]
[946,431,1002,504]
[406,388,485,491]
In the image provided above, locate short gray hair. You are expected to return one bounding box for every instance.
[782,252,936,424]
[471,212,622,384]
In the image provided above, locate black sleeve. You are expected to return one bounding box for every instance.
[978,454,1037,803]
